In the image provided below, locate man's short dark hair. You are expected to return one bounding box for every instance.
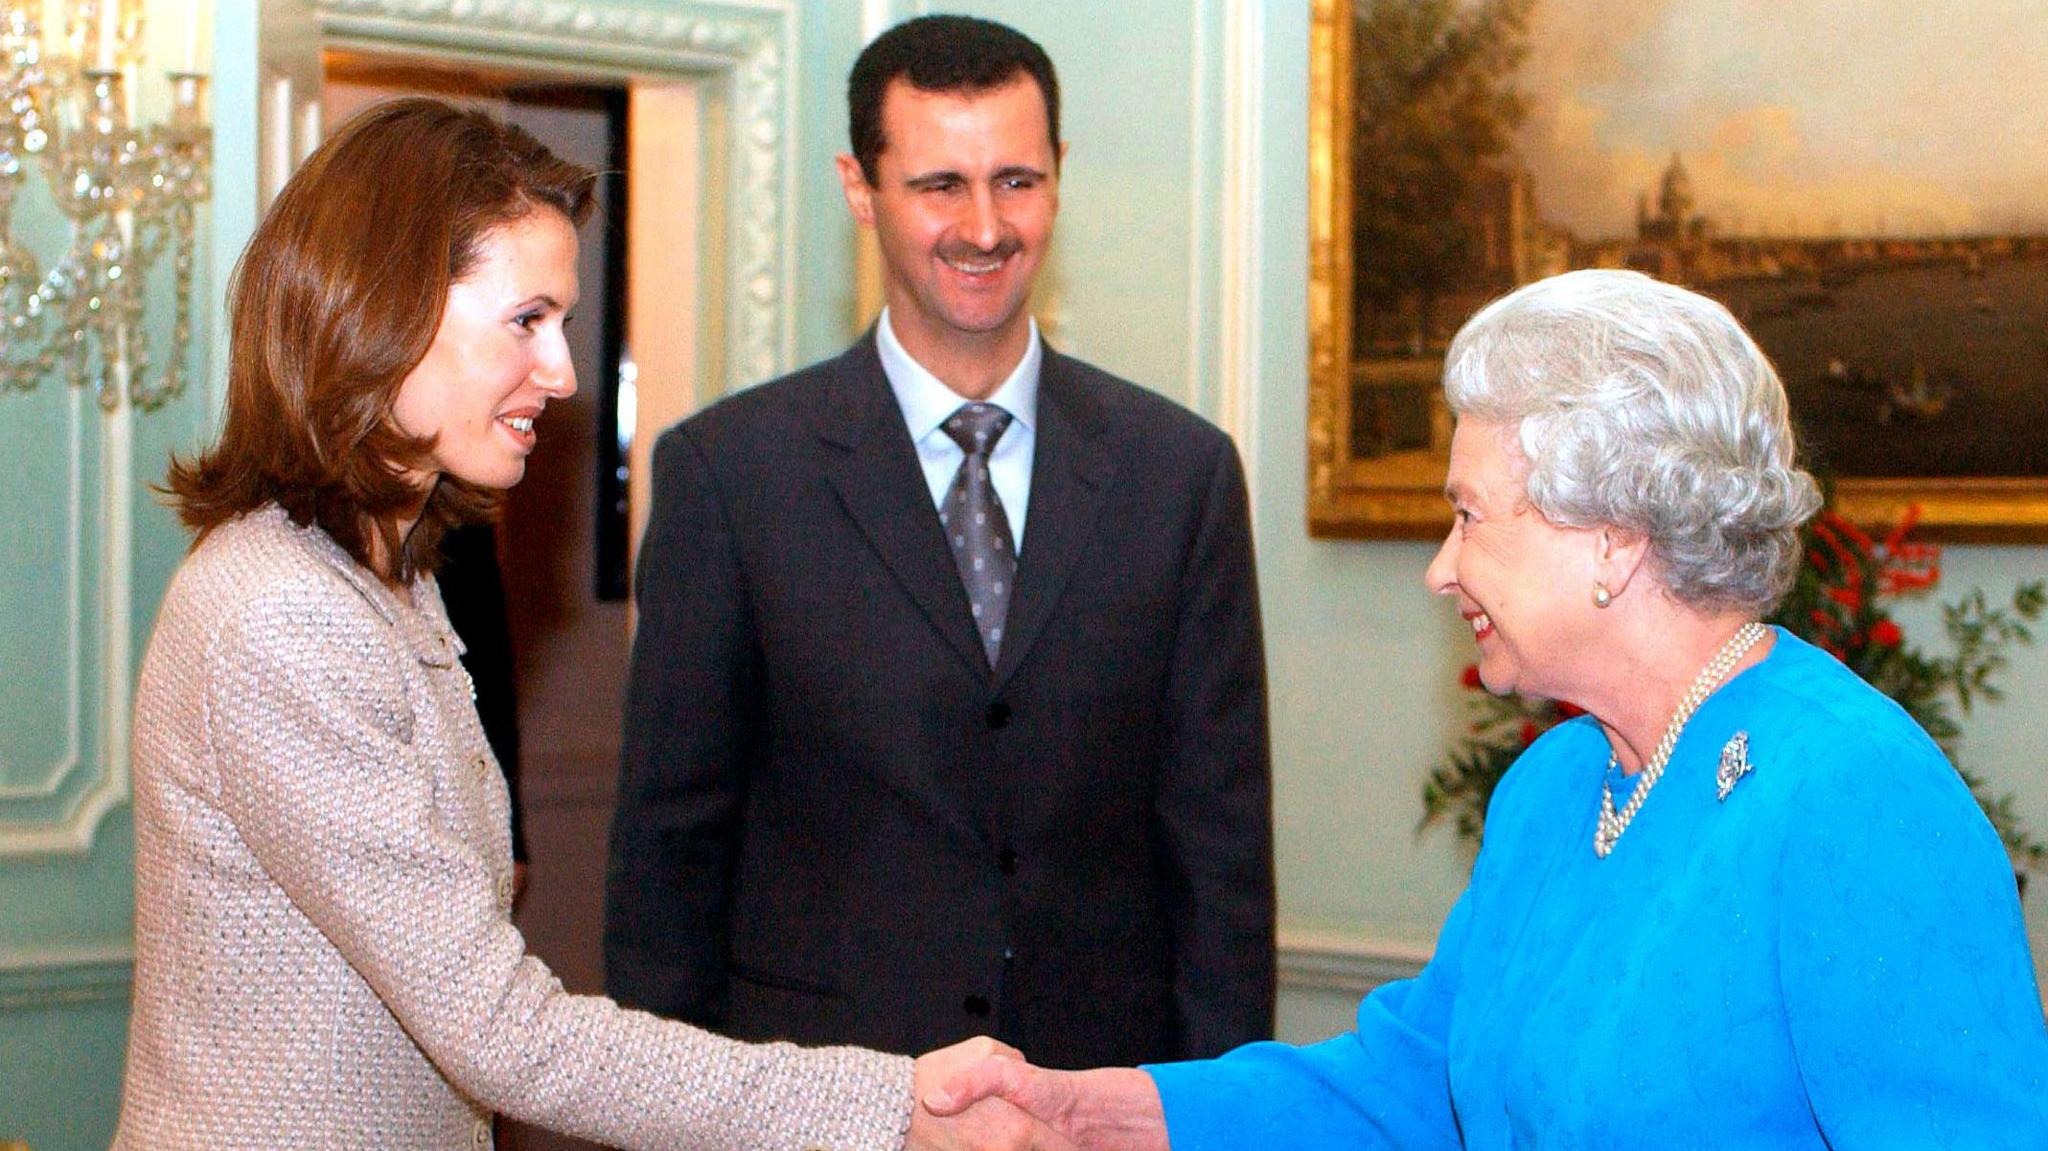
[847,14,1061,185]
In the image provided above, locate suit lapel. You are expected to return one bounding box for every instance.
[993,349,1117,691]
[815,336,991,679]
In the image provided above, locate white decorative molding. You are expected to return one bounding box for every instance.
[1182,0,1211,419]
[317,0,772,63]
[0,942,136,1009]
[1,392,133,855]
[315,0,799,390]
[0,382,104,854]
[1277,927,1432,996]
[1217,0,1263,480]
[90,389,135,848]
[1181,0,1264,492]
[859,0,893,41]
[0,385,84,804]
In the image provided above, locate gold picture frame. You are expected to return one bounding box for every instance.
[1308,0,2048,541]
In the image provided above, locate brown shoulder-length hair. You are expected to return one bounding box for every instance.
[167,97,595,583]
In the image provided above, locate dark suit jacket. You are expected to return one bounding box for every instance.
[604,335,1275,1069]
[437,522,526,863]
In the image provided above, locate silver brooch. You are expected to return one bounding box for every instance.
[1715,731,1752,801]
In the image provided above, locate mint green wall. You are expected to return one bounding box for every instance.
[0,88,218,1151]
[0,996,131,1150]
[1236,1,1505,1013]
[793,0,866,352]
[5,5,2042,1143]
[1890,549,2048,976]
[1234,4,1480,947]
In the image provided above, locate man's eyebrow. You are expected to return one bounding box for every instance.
[901,165,1049,188]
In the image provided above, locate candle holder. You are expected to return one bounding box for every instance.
[1,0,211,412]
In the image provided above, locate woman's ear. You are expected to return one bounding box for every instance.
[1595,525,1652,600]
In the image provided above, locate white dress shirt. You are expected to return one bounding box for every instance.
[876,307,1041,553]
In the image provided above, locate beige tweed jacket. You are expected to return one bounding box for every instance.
[114,506,914,1150]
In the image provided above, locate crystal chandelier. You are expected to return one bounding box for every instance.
[1,0,210,412]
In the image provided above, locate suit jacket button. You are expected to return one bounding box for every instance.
[998,849,1018,875]
[985,701,1012,729]
[963,994,991,1018]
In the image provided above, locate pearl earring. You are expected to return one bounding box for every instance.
[1592,583,1613,608]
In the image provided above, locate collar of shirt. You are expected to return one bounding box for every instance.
[876,307,1041,549]
[875,307,1042,442]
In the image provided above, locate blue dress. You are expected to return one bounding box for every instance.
[1150,629,2048,1148]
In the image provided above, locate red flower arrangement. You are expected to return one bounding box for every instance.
[1800,507,1939,662]
[1420,504,2047,876]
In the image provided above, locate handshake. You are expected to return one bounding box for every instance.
[904,1037,1168,1151]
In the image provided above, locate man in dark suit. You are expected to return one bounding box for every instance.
[604,14,1274,1071]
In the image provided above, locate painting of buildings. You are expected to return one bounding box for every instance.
[1346,0,2048,481]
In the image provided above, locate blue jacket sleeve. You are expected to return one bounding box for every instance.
[1777,737,2048,1148]
[1145,888,1473,1151]
[1138,718,1591,1150]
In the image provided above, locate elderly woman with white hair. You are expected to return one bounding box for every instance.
[926,269,2048,1148]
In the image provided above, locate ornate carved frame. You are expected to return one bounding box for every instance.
[1307,0,1456,538]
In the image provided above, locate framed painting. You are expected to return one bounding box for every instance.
[1308,0,2048,540]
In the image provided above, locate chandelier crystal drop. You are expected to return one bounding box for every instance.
[1,0,210,412]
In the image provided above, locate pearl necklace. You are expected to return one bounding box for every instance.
[1594,621,1768,858]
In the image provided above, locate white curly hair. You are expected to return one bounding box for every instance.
[1441,268,1822,615]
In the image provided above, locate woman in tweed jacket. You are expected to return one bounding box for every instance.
[114,98,1054,1151]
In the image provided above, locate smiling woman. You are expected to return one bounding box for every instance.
[926,269,2048,1151]
[161,97,596,586]
[391,209,582,498]
[1425,416,1601,702]
[112,97,1033,1151]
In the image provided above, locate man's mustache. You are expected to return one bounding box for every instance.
[937,238,1023,265]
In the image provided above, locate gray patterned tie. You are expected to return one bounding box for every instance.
[940,403,1017,667]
